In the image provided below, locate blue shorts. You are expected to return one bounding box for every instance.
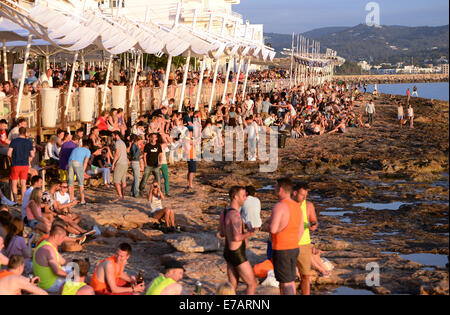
[187,160,197,173]
[398,116,404,120]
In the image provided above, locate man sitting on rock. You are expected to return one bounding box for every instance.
[33,224,72,293]
[59,259,95,295]
[90,243,145,295]
[146,260,187,295]
[0,255,48,295]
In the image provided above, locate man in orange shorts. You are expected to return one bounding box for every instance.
[7,127,35,203]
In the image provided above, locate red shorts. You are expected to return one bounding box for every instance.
[10,166,29,180]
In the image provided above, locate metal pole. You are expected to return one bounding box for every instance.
[64,51,79,117]
[2,40,8,82]
[178,51,191,112]
[162,55,172,101]
[241,57,251,99]
[208,58,220,113]
[102,54,113,110]
[232,58,243,104]
[289,33,294,89]
[16,34,33,117]
[195,57,206,111]
[129,53,140,111]
[81,51,85,81]
[222,57,233,103]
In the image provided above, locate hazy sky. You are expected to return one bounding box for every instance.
[234,0,450,33]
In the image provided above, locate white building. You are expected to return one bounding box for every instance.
[441,63,449,75]
[357,60,372,71]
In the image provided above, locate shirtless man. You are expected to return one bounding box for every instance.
[262,178,303,295]
[219,186,257,295]
[90,243,145,295]
[33,224,71,293]
[292,182,319,295]
[0,255,48,295]
[146,260,188,295]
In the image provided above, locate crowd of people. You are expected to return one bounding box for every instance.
[0,61,417,295]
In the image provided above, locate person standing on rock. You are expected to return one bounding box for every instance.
[139,133,162,196]
[292,182,318,296]
[111,131,129,202]
[412,85,418,97]
[397,103,405,128]
[406,88,411,103]
[219,186,257,295]
[365,100,376,127]
[407,104,414,129]
[262,178,303,295]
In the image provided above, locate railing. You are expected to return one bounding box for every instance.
[1,78,295,131]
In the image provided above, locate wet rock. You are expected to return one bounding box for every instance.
[165,232,220,253]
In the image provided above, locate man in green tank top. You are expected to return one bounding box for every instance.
[33,225,71,293]
[292,183,318,295]
[146,260,187,295]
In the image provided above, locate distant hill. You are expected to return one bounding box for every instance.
[265,24,449,65]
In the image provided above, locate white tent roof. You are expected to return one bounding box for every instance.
[0,0,274,61]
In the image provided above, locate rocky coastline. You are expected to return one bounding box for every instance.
[334,74,448,84]
[8,92,448,295]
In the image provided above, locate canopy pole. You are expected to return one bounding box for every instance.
[81,51,85,81]
[221,57,233,104]
[208,58,220,113]
[15,34,33,118]
[102,55,113,111]
[2,40,7,82]
[232,58,243,104]
[64,51,79,119]
[194,57,206,111]
[162,55,172,101]
[178,51,191,113]
[289,33,294,89]
[129,53,140,112]
[241,57,251,100]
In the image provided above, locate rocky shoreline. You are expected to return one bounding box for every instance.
[334,74,448,84]
[9,92,448,295]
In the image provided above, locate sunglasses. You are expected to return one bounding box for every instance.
[61,186,68,188]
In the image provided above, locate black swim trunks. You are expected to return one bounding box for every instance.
[272,248,300,283]
[224,240,248,267]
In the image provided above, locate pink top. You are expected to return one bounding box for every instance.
[26,200,42,221]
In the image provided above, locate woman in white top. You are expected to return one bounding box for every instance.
[44,135,60,165]
[147,181,175,229]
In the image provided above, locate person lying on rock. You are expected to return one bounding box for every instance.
[147,180,176,231]
[90,243,145,295]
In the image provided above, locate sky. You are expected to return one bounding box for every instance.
[234,0,450,34]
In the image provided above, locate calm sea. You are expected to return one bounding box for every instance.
[364,82,449,102]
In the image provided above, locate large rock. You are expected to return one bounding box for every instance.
[88,208,152,230]
[165,232,220,253]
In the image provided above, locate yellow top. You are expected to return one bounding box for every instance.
[33,240,62,290]
[298,200,311,246]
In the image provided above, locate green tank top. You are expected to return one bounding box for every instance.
[33,240,62,290]
[146,275,176,295]
[298,200,311,246]
[61,280,87,295]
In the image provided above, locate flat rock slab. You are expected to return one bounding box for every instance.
[88,208,152,230]
[165,232,220,253]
